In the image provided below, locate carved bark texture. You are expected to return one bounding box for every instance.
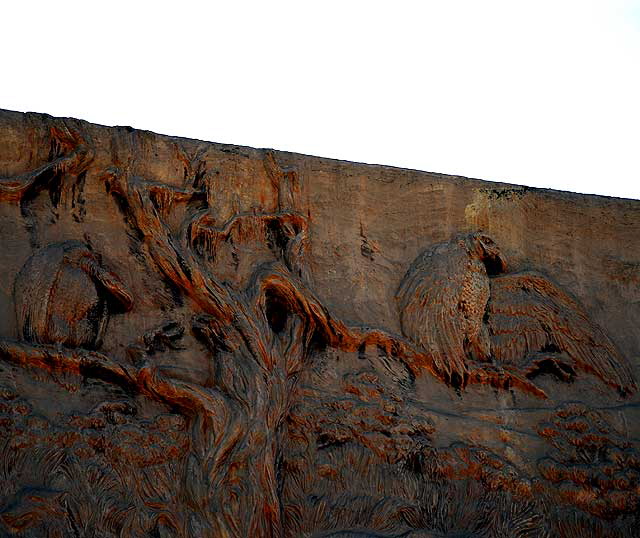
[0,109,639,537]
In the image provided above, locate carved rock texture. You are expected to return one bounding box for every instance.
[0,109,639,537]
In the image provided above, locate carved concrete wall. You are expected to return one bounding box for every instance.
[0,109,639,537]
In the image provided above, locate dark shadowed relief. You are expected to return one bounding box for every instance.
[0,109,639,537]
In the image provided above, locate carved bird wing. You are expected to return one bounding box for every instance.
[396,239,491,384]
[13,246,66,344]
[488,271,636,395]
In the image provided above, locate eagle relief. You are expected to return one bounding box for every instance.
[0,109,638,537]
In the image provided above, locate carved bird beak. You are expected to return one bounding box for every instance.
[476,235,508,275]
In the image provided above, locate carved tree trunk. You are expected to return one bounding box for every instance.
[102,167,322,537]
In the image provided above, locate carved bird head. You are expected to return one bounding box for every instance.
[467,232,508,275]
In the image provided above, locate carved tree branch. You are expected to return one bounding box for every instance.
[100,165,550,535]
[0,339,231,437]
[0,126,94,201]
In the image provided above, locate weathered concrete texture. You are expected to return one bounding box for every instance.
[0,108,639,537]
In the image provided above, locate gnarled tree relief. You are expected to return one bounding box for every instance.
[0,110,639,537]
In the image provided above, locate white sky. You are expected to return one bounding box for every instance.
[3,1,640,199]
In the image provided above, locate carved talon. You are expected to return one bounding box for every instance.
[467,362,548,399]
[523,354,577,383]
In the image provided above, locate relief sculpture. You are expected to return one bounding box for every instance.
[14,241,133,349]
[0,110,638,537]
[397,233,635,395]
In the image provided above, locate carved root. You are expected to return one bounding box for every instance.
[0,339,232,437]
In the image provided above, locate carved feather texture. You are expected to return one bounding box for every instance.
[398,233,635,395]
[488,271,636,395]
[13,242,132,349]
[397,235,492,384]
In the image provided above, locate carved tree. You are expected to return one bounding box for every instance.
[96,159,445,536]
[1,118,636,537]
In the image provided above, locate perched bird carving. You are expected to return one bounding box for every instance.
[397,233,506,387]
[397,232,636,395]
[14,241,133,349]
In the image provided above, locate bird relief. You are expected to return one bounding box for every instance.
[397,232,635,396]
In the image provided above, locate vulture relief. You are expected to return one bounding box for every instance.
[13,241,133,349]
[397,232,636,395]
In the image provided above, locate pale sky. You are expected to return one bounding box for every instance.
[3,1,640,199]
